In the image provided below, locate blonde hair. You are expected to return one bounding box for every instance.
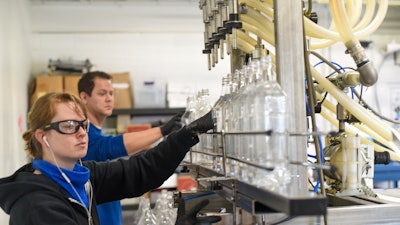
[22,92,87,159]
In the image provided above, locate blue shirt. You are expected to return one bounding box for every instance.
[82,123,128,225]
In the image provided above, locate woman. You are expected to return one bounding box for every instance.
[0,92,213,225]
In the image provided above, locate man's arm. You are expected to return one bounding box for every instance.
[122,111,184,155]
[122,127,163,155]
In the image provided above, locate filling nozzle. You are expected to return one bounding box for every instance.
[225,0,242,50]
[345,43,378,87]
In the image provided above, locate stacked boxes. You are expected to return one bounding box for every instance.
[29,75,64,108]
[29,73,134,110]
[29,75,82,108]
[110,72,134,109]
[63,75,81,97]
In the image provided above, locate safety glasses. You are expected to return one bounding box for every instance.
[41,119,90,134]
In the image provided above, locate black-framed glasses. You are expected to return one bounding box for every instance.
[41,119,90,134]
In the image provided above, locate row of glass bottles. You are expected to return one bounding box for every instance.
[181,89,218,170]
[133,189,177,225]
[182,50,291,189]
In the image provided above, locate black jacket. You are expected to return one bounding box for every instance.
[0,127,198,225]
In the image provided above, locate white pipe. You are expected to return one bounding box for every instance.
[353,0,388,39]
[346,0,362,28]
[330,0,378,86]
[313,66,400,158]
[353,0,376,31]
[310,0,386,49]
[310,39,339,50]
[320,108,400,161]
[242,22,275,46]
[311,66,391,140]
[228,30,257,53]
[241,0,387,51]
[243,6,274,34]
[317,93,389,145]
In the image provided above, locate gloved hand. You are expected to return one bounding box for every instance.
[160,111,185,136]
[186,110,214,134]
[175,198,221,225]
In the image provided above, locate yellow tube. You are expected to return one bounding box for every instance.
[242,22,275,46]
[329,0,387,46]
[346,0,362,27]
[330,0,380,86]
[316,92,390,146]
[240,0,340,42]
[240,0,274,18]
[310,39,339,50]
[263,0,273,7]
[240,15,272,38]
[330,0,358,46]
[236,29,257,47]
[320,109,400,161]
[304,17,341,40]
[311,66,391,140]
[353,0,388,39]
[309,0,377,51]
[244,0,341,41]
[353,0,376,31]
[242,0,386,50]
[245,7,274,33]
[240,14,274,41]
[228,30,257,54]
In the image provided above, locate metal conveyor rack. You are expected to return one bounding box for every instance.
[188,164,327,217]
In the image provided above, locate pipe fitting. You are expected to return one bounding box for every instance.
[345,43,378,87]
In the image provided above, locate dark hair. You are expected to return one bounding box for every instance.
[78,71,112,96]
[22,92,88,159]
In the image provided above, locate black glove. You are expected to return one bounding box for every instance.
[160,111,184,136]
[186,110,214,134]
[175,198,221,225]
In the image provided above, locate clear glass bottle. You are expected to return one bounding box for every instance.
[229,67,247,178]
[212,75,229,152]
[182,96,195,126]
[181,96,196,163]
[153,190,175,225]
[252,53,290,188]
[241,56,262,184]
[212,75,230,174]
[222,70,239,176]
[232,62,254,182]
[137,196,157,225]
[190,91,201,163]
[195,89,213,167]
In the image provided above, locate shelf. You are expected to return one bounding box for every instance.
[111,108,185,116]
[188,164,327,216]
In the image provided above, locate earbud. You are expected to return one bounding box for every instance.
[43,136,50,148]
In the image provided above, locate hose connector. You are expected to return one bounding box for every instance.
[345,43,378,87]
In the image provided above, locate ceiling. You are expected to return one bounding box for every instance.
[30,0,198,3]
[29,0,400,36]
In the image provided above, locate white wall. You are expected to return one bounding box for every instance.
[1,1,400,224]
[0,0,31,223]
[29,1,231,104]
[28,1,400,123]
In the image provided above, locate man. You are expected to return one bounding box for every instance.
[78,71,183,225]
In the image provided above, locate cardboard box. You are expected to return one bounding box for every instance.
[30,75,63,107]
[110,72,133,109]
[63,74,82,98]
